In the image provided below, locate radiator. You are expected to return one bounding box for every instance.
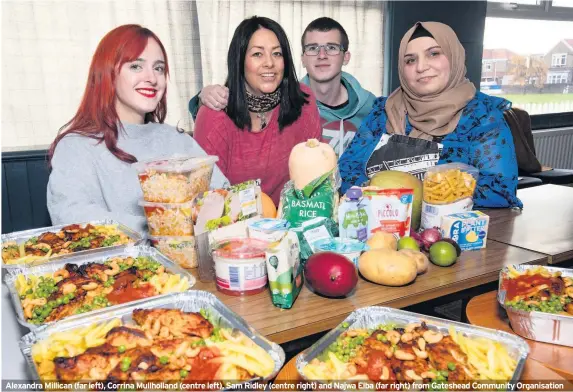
[532,127,573,170]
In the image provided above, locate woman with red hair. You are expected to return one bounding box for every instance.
[47,24,227,233]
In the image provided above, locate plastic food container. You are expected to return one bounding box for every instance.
[140,200,194,236]
[133,156,218,203]
[248,218,290,243]
[20,291,285,387]
[498,264,573,347]
[296,306,529,384]
[149,235,197,268]
[212,238,269,296]
[312,237,366,266]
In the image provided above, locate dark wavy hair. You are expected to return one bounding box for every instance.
[225,16,309,131]
[48,24,169,166]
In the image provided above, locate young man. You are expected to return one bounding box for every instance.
[189,17,376,156]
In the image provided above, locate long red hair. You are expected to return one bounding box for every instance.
[48,24,169,166]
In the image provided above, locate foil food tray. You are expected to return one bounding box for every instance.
[1,220,143,274]
[296,306,529,386]
[498,264,573,347]
[20,290,285,388]
[5,245,196,330]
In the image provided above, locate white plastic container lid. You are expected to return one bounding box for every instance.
[133,155,219,174]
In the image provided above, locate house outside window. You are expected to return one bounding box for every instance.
[552,53,567,67]
[547,73,568,84]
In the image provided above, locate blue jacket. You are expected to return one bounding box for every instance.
[301,72,376,157]
[339,92,523,208]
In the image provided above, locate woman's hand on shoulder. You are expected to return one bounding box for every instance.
[199,84,229,111]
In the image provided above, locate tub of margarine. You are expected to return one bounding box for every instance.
[212,238,269,296]
[440,211,490,251]
[248,218,290,243]
[312,237,366,267]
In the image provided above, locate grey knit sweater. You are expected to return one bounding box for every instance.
[47,122,228,234]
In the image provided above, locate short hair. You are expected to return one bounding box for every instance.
[301,17,349,53]
[225,16,309,131]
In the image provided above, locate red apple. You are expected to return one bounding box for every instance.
[304,252,358,298]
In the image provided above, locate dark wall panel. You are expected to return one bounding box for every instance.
[387,1,487,92]
[2,150,51,234]
[2,166,13,234]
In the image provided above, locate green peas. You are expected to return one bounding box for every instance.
[34,307,43,316]
[120,357,131,372]
[48,300,56,308]
[62,297,69,305]
[159,356,169,365]
[26,288,33,295]
[180,369,188,378]
[376,334,386,342]
[20,295,26,300]
[341,322,349,328]
[118,345,126,353]
[56,297,63,305]
[447,362,456,371]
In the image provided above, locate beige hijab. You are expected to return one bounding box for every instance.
[385,21,476,140]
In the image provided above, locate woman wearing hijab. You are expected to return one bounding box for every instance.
[339,22,521,208]
[193,16,322,205]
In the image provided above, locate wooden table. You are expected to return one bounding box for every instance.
[484,184,573,264]
[466,290,573,380]
[192,240,547,344]
[274,354,573,389]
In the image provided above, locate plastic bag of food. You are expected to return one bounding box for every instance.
[362,188,414,238]
[192,180,263,235]
[278,170,340,230]
[421,163,479,230]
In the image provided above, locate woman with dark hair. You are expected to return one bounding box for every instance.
[339,22,521,208]
[47,24,227,233]
[194,16,322,204]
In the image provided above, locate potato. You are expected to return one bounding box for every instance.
[358,249,417,286]
[399,249,429,275]
[366,232,397,250]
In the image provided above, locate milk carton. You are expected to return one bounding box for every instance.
[265,231,302,309]
[440,211,490,251]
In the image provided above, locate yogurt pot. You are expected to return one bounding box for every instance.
[212,238,269,296]
[148,235,197,269]
[248,218,290,243]
[312,237,366,267]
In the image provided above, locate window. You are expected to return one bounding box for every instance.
[484,62,493,71]
[547,73,568,84]
[483,1,573,116]
[551,53,567,67]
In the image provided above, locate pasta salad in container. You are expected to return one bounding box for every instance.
[149,236,197,269]
[134,156,218,203]
[140,201,194,236]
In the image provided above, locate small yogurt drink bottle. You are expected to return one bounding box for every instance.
[338,188,369,242]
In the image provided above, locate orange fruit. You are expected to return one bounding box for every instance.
[261,192,277,218]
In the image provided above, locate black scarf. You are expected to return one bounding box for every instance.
[245,89,281,113]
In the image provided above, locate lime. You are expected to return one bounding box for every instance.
[397,237,420,251]
[429,241,458,267]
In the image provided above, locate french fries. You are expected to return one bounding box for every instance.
[32,319,122,379]
[423,168,477,205]
[449,326,516,381]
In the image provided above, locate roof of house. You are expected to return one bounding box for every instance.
[564,39,573,50]
[482,48,517,60]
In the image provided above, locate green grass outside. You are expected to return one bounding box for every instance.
[500,94,573,104]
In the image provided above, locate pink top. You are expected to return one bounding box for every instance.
[193,84,322,205]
